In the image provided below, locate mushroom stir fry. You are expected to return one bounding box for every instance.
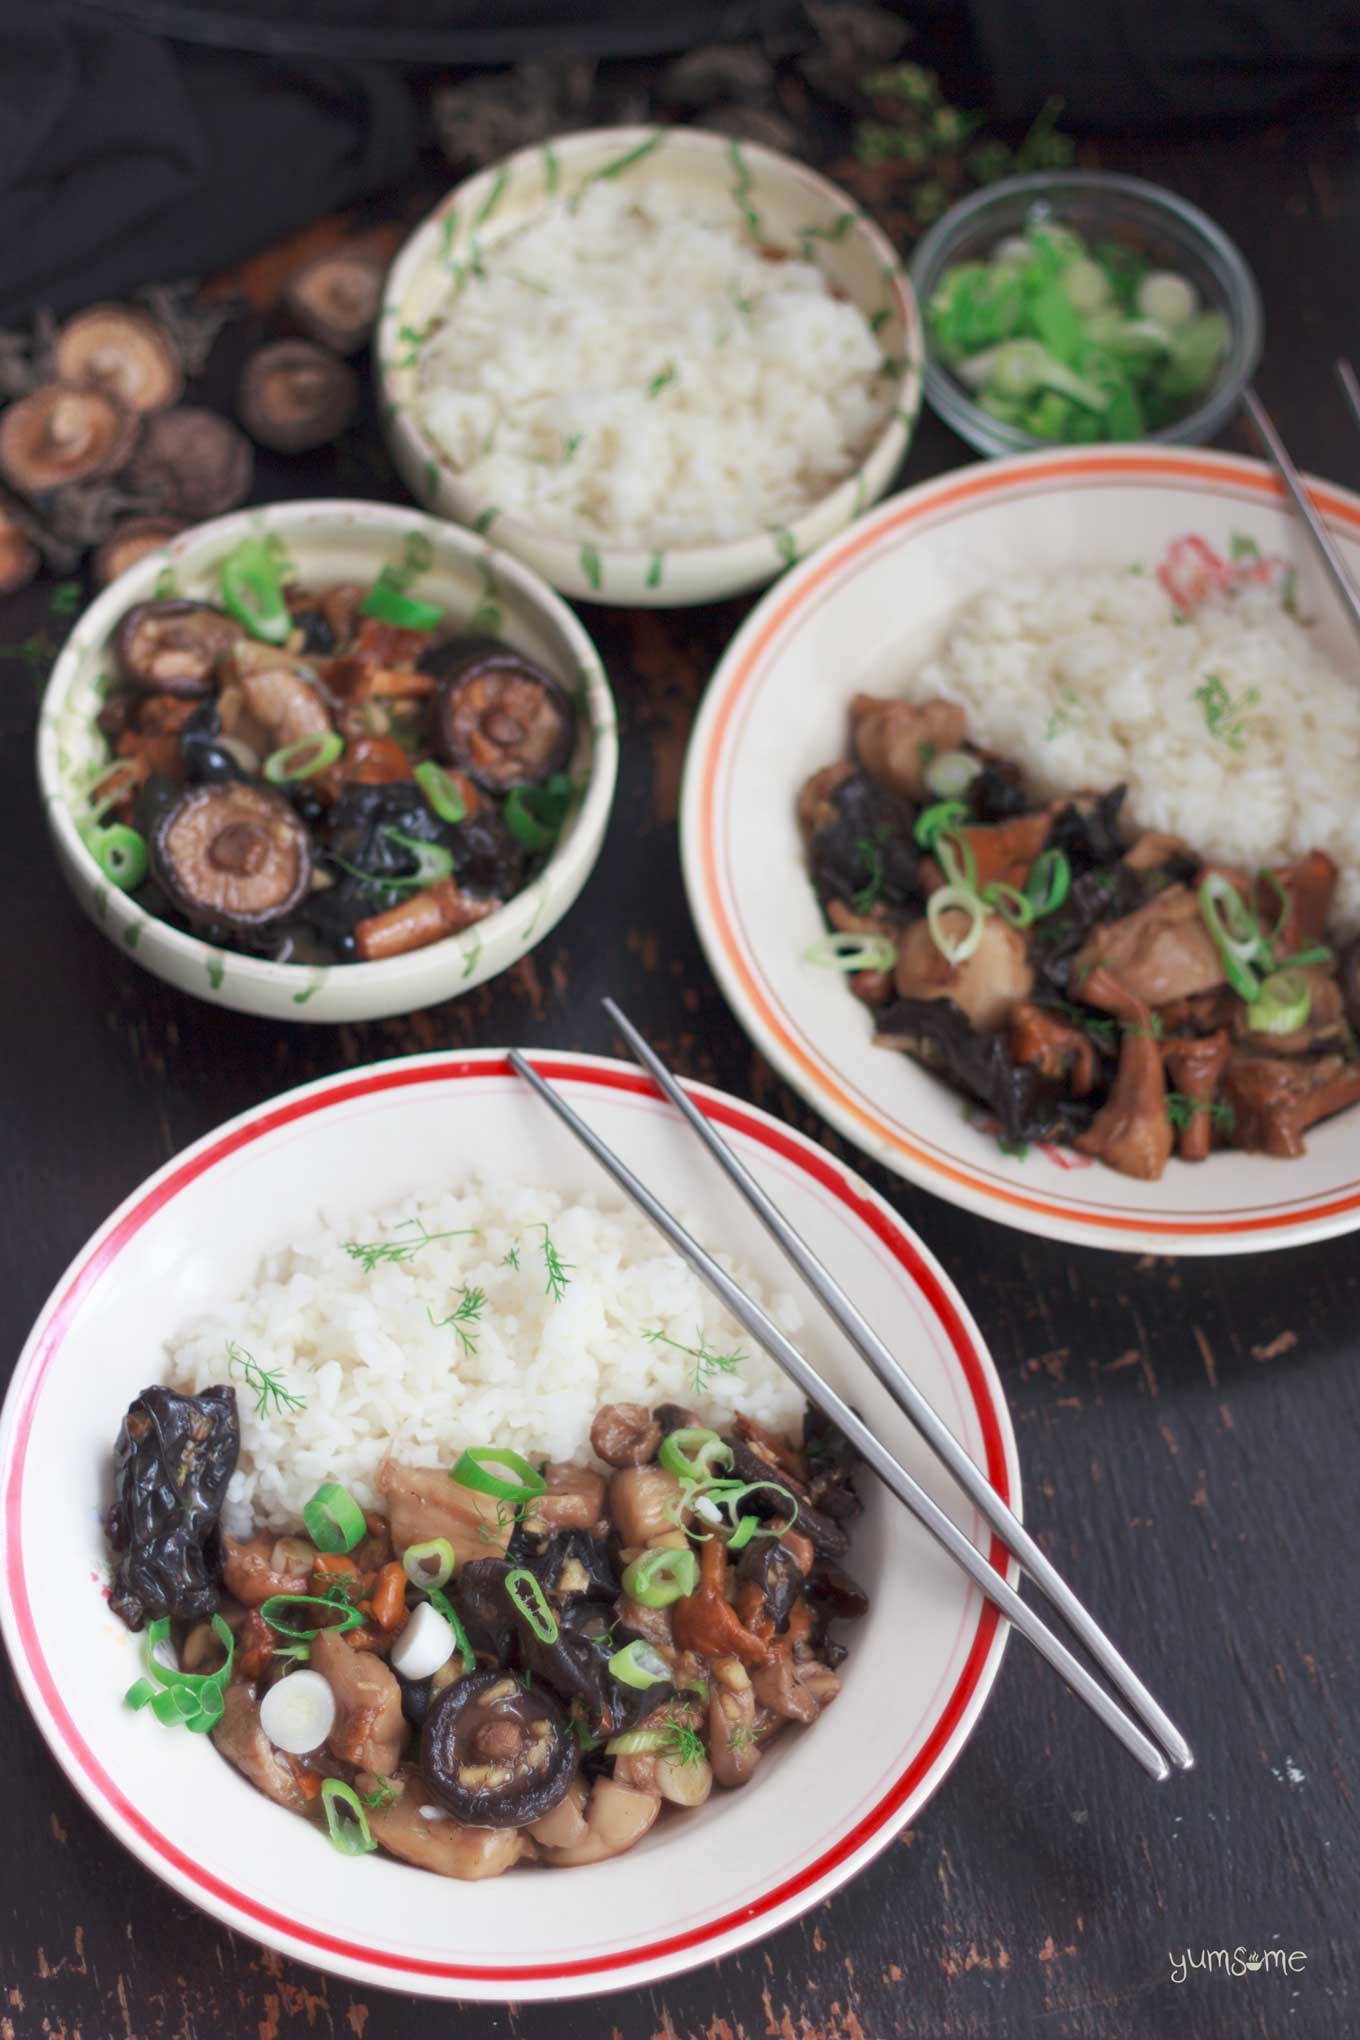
[81,536,579,965]
[800,696,1360,1177]
[106,1388,865,1877]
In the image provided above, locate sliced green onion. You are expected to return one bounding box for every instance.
[1245,969,1312,1036]
[263,730,343,783]
[1277,944,1333,970]
[803,932,897,974]
[358,578,445,631]
[402,1538,456,1590]
[423,1584,475,1673]
[220,537,291,645]
[504,775,573,851]
[83,822,148,891]
[1254,868,1291,950]
[622,1546,700,1608]
[260,1592,365,1640]
[1199,873,1266,1000]
[1025,847,1071,917]
[933,828,978,892]
[302,1481,366,1555]
[659,1429,733,1484]
[125,1614,234,1733]
[982,880,1036,929]
[505,1566,559,1644]
[927,884,987,965]
[450,1446,547,1504]
[608,1640,671,1690]
[414,759,467,825]
[924,749,982,799]
[914,800,968,850]
[604,1728,671,1756]
[382,829,453,886]
[321,1778,378,1856]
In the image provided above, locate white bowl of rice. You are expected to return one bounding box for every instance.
[683,445,1360,1256]
[1,1050,1015,1999]
[377,127,923,608]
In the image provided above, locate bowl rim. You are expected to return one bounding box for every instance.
[35,496,619,998]
[0,1048,1018,2000]
[908,167,1264,454]
[680,441,1360,1256]
[377,123,924,583]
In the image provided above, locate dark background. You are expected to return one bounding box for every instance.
[1,18,1359,2040]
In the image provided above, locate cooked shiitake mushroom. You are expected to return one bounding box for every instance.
[427,644,576,791]
[114,600,242,696]
[237,341,358,453]
[151,780,312,932]
[0,383,138,494]
[283,248,385,355]
[93,517,184,587]
[420,1668,578,1828]
[126,407,253,520]
[54,305,183,414]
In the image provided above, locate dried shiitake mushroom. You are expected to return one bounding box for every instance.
[237,341,358,453]
[93,516,183,587]
[283,248,385,356]
[54,305,183,414]
[0,383,138,495]
[126,407,253,521]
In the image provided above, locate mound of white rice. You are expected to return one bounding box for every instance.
[166,1179,808,1538]
[412,181,891,549]
[909,565,1360,931]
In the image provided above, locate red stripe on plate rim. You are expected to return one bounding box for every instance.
[1,1053,1011,1985]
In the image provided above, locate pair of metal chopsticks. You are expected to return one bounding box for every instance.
[1244,370,1360,647]
[509,1005,1193,1783]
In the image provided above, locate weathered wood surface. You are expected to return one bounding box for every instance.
[2,80,1359,2040]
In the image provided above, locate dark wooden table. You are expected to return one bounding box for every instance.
[3,81,1358,2040]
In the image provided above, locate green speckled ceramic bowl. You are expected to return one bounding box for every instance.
[377,126,923,609]
[37,500,617,1023]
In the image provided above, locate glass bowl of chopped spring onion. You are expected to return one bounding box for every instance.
[908,170,1262,456]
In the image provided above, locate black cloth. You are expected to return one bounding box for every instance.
[970,0,1360,129]
[0,2,417,321]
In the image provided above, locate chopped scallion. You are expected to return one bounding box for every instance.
[402,1538,456,1590]
[621,1546,699,1608]
[607,1639,671,1690]
[505,1566,559,1644]
[263,731,343,783]
[413,759,467,825]
[302,1481,366,1555]
[450,1446,548,1503]
[321,1778,378,1856]
[803,931,897,974]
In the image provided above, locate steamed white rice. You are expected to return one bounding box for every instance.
[412,181,892,549]
[166,1179,807,1538]
[908,564,1360,931]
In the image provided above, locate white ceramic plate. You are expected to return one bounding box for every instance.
[681,447,1360,1256]
[378,126,923,608]
[0,1052,1016,2002]
[37,500,618,1023]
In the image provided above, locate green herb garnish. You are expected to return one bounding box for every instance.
[426,1284,487,1356]
[226,1340,306,1417]
[851,831,888,916]
[535,1223,572,1302]
[642,1328,745,1397]
[1193,673,1258,751]
[341,1218,480,1272]
[1165,1093,1236,1132]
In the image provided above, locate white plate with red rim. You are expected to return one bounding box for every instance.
[681,446,1360,1257]
[0,1051,1017,2002]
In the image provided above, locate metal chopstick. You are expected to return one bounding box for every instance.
[1338,358,1360,436]
[507,1047,1173,1782]
[1242,384,1360,648]
[602,999,1193,1775]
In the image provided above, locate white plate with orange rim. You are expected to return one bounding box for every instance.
[681,446,1360,1256]
[0,1051,1017,2002]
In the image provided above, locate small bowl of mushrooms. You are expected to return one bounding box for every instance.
[37,498,618,1022]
